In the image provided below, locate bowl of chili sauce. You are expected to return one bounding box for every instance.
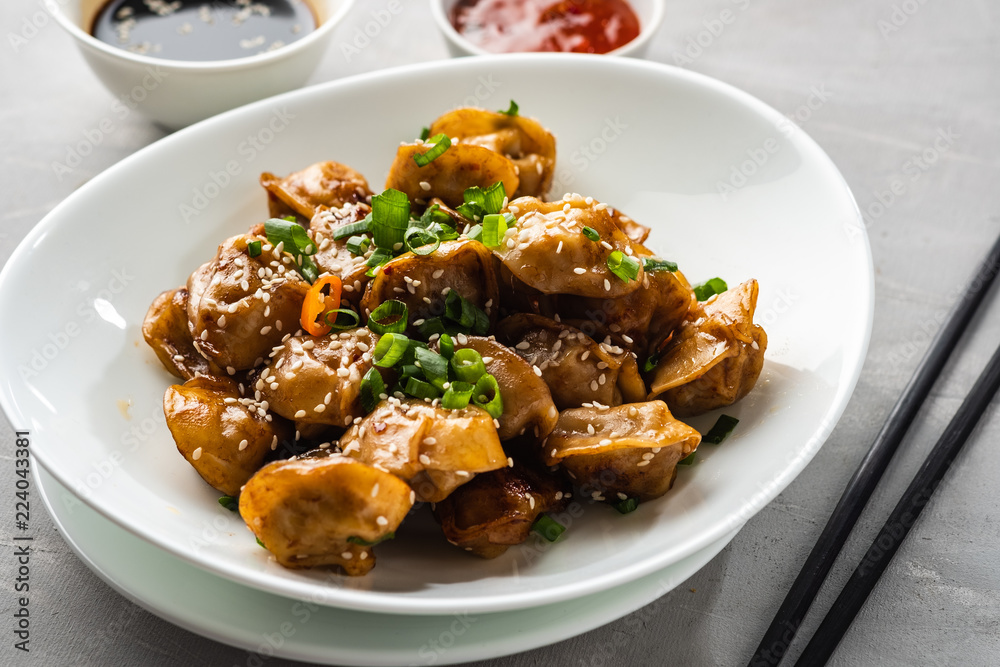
[432,0,664,58]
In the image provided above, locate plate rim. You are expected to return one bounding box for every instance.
[0,53,873,615]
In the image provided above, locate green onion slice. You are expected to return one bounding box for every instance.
[613,497,640,514]
[247,241,262,258]
[498,100,519,117]
[450,348,487,383]
[412,133,451,167]
[333,215,371,241]
[482,212,513,248]
[532,515,565,542]
[419,126,430,141]
[438,333,455,359]
[441,381,474,409]
[263,218,319,283]
[373,333,409,368]
[368,299,409,335]
[360,367,385,413]
[606,250,641,283]
[218,495,239,512]
[324,308,361,331]
[693,277,728,301]
[642,257,678,273]
[346,235,371,256]
[417,317,449,339]
[703,414,739,445]
[347,532,395,546]
[414,346,449,389]
[371,189,411,249]
[466,224,483,242]
[642,350,663,374]
[405,376,442,400]
[404,226,441,256]
[677,451,697,466]
[365,247,394,277]
[482,181,506,214]
[582,226,600,242]
[256,536,267,549]
[472,373,503,418]
[444,290,490,335]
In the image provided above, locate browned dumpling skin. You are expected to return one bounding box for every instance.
[385,142,519,209]
[557,263,696,356]
[187,232,310,371]
[260,161,371,220]
[308,202,373,307]
[258,328,380,427]
[433,459,571,558]
[428,107,556,199]
[239,453,413,574]
[340,399,507,503]
[498,195,644,299]
[450,336,559,441]
[496,314,646,409]
[648,280,767,417]
[360,240,499,330]
[542,401,701,503]
[609,207,651,245]
[164,376,293,496]
[143,287,223,380]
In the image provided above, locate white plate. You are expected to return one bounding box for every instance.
[0,54,872,615]
[36,463,739,666]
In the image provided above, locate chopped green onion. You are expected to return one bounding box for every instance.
[482,181,506,214]
[365,247,394,277]
[703,415,739,445]
[677,451,697,466]
[247,241,262,258]
[414,346,449,389]
[466,224,483,242]
[398,364,420,381]
[404,226,441,256]
[450,348,487,383]
[532,515,565,542]
[413,133,451,167]
[693,277,728,301]
[472,373,503,418]
[419,203,454,228]
[607,250,641,283]
[613,497,639,514]
[360,367,385,413]
[642,350,663,373]
[582,226,600,242]
[256,536,267,549]
[401,339,428,366]
[348,532,395,546]
[441,381,474,409]
[373,333,409,368]
[419,127,430,141]
[218,495,239,512]
[368,299,408,335]
[444,290,490,335]
[264,218,319,283]
[417,317,449,339]
[371,189,411,250]
[642,257,678,273]
[438,333,455,359]
[405,376,442,400]
[346,235,371,256]
[324,308,361,331]
[498,100,519,117]
[333,215,371,241]
[482,212,513,248]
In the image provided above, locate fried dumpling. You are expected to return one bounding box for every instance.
[260,161,371,220]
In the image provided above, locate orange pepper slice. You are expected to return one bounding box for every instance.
[300,275,342,336]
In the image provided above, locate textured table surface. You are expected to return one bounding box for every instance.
[2,1,999,665]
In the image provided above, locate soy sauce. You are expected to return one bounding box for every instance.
[92,0,317,61]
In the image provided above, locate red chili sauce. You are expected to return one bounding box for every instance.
[450,0,641,55]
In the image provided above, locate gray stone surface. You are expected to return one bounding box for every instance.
[1,0,999,665]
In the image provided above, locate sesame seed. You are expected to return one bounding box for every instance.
[590,380,599,392]
[456,470,470,477]
[419,454,431,465]
[482,356,494,364]
[294,410,306,418]
[556,240,563,254]
[528,495,536,510]
[314,404,326,413]
[419,181,431,191]
[573,267,586,275]
[642,452,655,460]
[192,447,202,460]
[493,418,501,428]
[604,279,611,291]
[599,438,612,446]
[275,320,283,332]
[599,373,606,385]
[371,483,380,498]
[376,516,388,526]
[515,341,531,350]
[260,326,272,335]
[360,551,369,560]
[533,365,542,377]
[337,367,350,377]
[637,460,650,467]
[600,240,613,250]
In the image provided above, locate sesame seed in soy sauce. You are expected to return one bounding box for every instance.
[91,0,318,61]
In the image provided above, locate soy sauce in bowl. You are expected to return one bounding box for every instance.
[91,0,317,61]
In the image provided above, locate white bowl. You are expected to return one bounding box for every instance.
[46,0,355,129]
[0,54,872,616]
[431,0,665,58]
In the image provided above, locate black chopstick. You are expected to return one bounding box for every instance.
[748,231,1000,667]
[794,337,1000,663]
